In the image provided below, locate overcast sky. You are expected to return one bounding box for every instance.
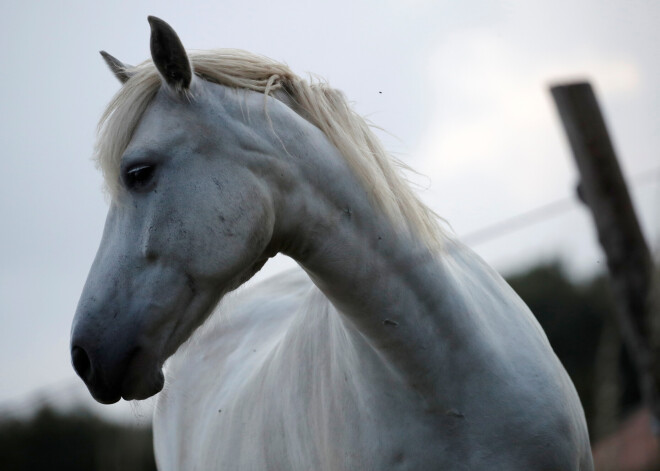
[1,0,658,422]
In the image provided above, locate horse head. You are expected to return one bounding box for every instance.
[71,17,287,403]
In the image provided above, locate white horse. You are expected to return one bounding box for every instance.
[71,17,593,470]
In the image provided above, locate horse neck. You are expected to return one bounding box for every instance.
[267,107,464,400]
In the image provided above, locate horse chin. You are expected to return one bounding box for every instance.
[121,368,165,401]
[89,386,122,405]
[120,350,165,401]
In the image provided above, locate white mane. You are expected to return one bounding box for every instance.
[95,49,445,250]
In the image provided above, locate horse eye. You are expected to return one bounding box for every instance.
[123,164,155,191]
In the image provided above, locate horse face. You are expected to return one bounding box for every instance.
[71,79,278,404]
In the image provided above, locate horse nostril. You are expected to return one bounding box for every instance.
[71,346,92,382]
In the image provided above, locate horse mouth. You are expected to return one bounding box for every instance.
[82,348,165,404]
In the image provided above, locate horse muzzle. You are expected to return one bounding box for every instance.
[71,334,164,404]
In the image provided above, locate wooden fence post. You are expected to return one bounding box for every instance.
[550,81,660,433]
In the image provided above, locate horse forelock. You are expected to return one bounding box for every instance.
[95,49,446,250]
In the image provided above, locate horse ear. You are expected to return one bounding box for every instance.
[148,16,192,91]
[100,51,134,84]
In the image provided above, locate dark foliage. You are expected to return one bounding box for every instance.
[0,407,156,471]
[506,262,641,438]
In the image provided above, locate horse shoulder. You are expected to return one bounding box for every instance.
[437,241,593,469]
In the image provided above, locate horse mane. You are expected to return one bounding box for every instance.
[95,49,445,250]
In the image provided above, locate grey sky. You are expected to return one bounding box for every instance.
[1,0,658,421]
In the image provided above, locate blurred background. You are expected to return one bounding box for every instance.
[1,0,658,469]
